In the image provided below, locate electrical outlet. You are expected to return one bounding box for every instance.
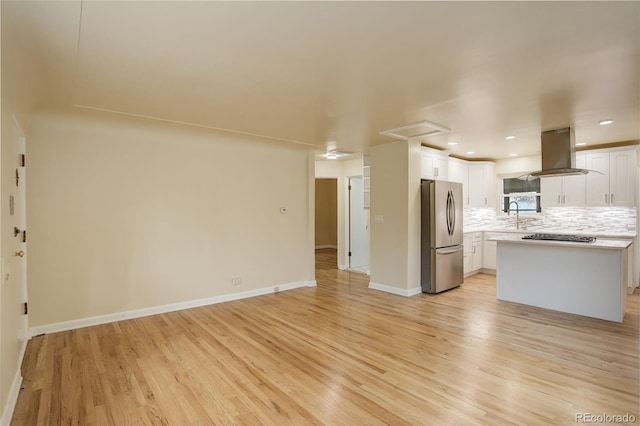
[231,277,242,286]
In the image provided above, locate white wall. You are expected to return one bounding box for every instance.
[369,140,421,294]
[26,109,313,327]
[494,155,541,176]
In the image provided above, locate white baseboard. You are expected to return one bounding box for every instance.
[29,280,316,337]
[338,264,347,270]
[369,282,421,297]
[407,286,422,296]
[315,245,337,249]
[0,364,23,426]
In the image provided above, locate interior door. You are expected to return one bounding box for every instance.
[13,120,28,344]
[349,177,368,269]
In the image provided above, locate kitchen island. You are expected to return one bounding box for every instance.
[491,234,632,322]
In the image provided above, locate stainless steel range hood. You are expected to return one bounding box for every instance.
[528,127,591,178]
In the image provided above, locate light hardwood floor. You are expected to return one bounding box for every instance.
[12,249,640,425]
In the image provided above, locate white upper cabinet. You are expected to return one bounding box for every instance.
[541,153,586,208]
[448,159,494,209]
[448,158,469,208]
[586,151,609,206]
[586,148,636,207]
[468,162,495,208]
[420,147,448,180]
[609,150,636,207]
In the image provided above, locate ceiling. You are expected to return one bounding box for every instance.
[5,1,639,160]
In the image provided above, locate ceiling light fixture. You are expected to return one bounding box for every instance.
[448,141,458,146]
[505,135,516,140]
[576,142,587,146]
[509,153,518,157]
[466,151,475,155]
[325,153,338,160]
[599,119,613,125]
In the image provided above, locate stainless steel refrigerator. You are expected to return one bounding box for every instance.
[421,180,464,293]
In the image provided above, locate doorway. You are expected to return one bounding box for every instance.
[315,178,338,269]
[348,176,368,273]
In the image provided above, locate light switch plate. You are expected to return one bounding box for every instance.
[374,215,384,223]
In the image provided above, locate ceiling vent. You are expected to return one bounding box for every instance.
[323,149,355,159]
[379,120,450,141]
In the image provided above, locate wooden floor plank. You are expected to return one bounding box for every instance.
[11,249,640,424]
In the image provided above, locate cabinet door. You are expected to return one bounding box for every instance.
[448,160,468,207]
[562,153,586,206]
[609,150,635,207]
[421,154,436,180]
[468,164,485,207]
[463,234,472,274]
[433,156,448,180]
[586,152,610,206]
[482,163,495,207]
[468,163,494,207]
[472,241,482,271]
[541,176,563,208]
[483,241,496,269]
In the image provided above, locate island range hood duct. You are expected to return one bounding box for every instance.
[528,127,592,178]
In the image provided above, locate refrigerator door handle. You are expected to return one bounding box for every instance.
[446,190,454,236]
[450,190,456,234]
[437,246,464,255]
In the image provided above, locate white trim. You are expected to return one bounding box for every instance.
[0,367,23,426]
[407,286,422,296]
[18,339,27,373]
[29,280,316,337]
[369,282,421,297]
[315,245,337,249]
[338,264,347,270]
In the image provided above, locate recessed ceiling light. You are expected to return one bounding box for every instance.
[448,141,458,146]
[505,135,516,140]
[325,154,337,160]
[599,119,613,125]
[509,153,518,157]
[576,142,587,146]
[466,151,475,155]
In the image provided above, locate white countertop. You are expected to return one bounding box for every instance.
[488,233,632,250]
[464,227,636,239]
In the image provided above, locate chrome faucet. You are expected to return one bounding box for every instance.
[508,201,520,229]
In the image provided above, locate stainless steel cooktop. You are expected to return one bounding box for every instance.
[522,233,596,243]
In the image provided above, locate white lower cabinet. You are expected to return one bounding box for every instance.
[463,234,472,274]
[464,232,483,276]
[484,232,529,271]
[472,234,482,271]
[483,238,497,270]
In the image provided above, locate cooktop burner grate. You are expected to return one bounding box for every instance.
[522,233,596,243]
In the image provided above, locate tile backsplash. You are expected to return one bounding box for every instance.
[464,207,637,234]
[464,208,498,229]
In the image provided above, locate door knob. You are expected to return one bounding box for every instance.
[15,251,24,258]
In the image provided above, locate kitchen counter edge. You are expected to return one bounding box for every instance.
[463,228,636,239]
[487,234,632,250]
